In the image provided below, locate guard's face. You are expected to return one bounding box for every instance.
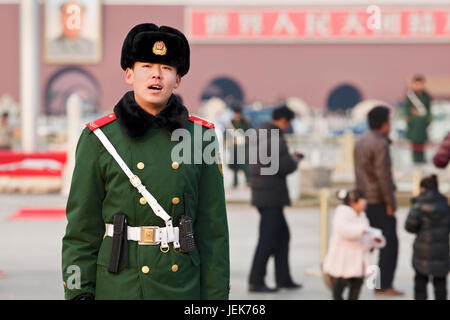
[233,112,242,122]
[412,80,424,92]
[125,62,181,111]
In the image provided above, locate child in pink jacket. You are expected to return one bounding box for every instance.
[323,189,385,300]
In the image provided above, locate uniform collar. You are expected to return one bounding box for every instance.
[114,91,188,139]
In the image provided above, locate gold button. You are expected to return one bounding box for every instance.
[140,197,147,205]
[172,197,180,205]
[137,162,145,170]
[171,264,179,273]
[63,281,67,288]
[142,266,150,274]
[171,161,179,170]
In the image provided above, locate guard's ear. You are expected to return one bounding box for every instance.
[125,67,134,86]
[173,74,181,89]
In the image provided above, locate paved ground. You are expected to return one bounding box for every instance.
[0,193,446,300]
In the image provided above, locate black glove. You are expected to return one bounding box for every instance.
[72,293,94,300]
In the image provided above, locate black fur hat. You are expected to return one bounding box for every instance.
[120,23,190,76]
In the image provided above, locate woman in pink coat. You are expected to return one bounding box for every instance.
[323,189,385,300]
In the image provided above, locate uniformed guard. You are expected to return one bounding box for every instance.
[404,75,433,164]
[61,23,230,300]
[223,104,252,188]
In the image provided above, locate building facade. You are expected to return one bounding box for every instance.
[1,0,450,116]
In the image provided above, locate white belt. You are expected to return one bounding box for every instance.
[105,224,179,248]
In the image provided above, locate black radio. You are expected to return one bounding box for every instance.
[179,215,195,253]
[178,193,195,253]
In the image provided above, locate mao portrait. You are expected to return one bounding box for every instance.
[45,0,102,64]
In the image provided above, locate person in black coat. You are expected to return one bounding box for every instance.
[405,174,450,300]
[248,105,303,292]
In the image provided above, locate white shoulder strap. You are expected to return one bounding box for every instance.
[92,128,171,222]
[407,90,427,116]
[92,128,178,249]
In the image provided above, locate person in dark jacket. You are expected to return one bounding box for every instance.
[0,112,13,150]
[354,106,403,297]
[248,105,303,292]
[405,174,450,300]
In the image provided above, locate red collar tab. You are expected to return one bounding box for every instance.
[188,115,215,129]
[86,113,117,131]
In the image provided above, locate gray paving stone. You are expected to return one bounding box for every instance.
[0,194,446,300]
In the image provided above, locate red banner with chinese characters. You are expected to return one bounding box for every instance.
[186,7,450,43]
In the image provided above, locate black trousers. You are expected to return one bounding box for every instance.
[414,270,448,300]
[249,206,293,286]
[332,277,364,300]
[412,150,426,163]
[411,143,426,164]
[365,203,398,290]
[232,164,249,187]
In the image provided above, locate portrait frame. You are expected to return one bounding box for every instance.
[44,0,102,64]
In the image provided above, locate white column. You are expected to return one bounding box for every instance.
[61,94,83,197]
[20,0,40,152]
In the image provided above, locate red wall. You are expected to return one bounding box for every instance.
[190,42,450,108]
[0,5,20,100]
[0,4,449,114]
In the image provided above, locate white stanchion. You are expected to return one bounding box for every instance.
[20,0,40,152]
[61,94,83,197]
[305,188,330,278]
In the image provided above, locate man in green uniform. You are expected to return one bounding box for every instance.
[224,104,252,188]
[61,23,230,300]
[404,75,433,164]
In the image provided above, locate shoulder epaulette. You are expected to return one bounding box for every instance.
[86,113,117,131]
[188,115,215,129]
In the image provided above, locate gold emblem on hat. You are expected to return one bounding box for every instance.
[153,41,167,56]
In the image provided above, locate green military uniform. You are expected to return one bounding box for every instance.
[404,90,432,163]
[61,23,229,300]
[224,118,252,187]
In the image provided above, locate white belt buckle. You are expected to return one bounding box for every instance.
[129,175,142,188]
[139,226,159,245]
